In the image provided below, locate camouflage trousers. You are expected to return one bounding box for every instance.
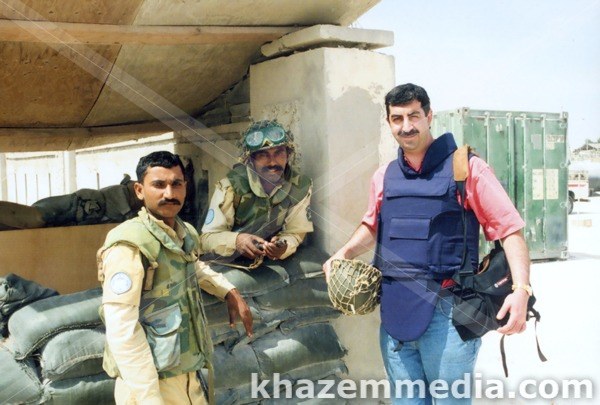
[115,372,208,405]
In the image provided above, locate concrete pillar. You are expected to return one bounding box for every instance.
[250,46,394,383]
[250,47,394,253]
[63,151,77,193]
[0,154,7,200]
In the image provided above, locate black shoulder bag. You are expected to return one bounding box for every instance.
[451,145,546,376]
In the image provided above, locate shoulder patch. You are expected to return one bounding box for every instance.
[110,272,132,295]
[204,208,215,225]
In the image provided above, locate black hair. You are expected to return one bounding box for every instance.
[136,151,186,182]
[384,83,431,116]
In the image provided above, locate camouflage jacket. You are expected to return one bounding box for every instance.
[226,163,312,239]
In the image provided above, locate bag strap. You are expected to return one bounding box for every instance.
[453,145,475,281]
[454,145,547,377]
[500,310,547,377]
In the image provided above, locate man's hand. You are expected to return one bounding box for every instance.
[496,289,529,335]
[235,233,266,259]
[225,288,253,337]
[322,252,346,283]
[263,237,287,260]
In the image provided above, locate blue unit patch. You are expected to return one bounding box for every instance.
[204,208,215,225]
[110,272,132,295]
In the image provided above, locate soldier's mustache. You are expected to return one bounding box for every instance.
[158,198,181,206]
[399,129,419,137]
[262,165,284,173]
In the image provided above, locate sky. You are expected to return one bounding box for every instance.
[356,0,600,149]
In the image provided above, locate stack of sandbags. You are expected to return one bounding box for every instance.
[0,274,58,337]
[203,246,348,404]
[0,341,46,404]
[0,288,115,405]
[40,328,114,404]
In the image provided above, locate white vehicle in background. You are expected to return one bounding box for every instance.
[568,170,589,214]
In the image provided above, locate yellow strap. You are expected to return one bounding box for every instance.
[453,144,471,182]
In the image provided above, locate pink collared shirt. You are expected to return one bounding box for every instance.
[361,156,525,240]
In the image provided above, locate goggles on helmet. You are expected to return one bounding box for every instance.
[243,125,288,153]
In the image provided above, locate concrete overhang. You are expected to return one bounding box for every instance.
[0,0,384,152]
[261,24,394,58]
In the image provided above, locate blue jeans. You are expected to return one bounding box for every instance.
[379,293,481,404]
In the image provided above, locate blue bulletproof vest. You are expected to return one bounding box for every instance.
[375,133,480,341]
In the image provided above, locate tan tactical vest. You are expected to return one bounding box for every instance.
[98,210,212,380]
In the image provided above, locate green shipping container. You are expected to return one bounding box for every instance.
[432,108,568,261]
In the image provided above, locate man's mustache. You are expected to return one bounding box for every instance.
[399,129,419,137]
[158,198,181,206]
[261,165,284,173]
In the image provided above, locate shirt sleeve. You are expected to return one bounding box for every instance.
[195,260,235,299]
[200,179,238,256]
[276,183,314,259]
[465,156,526,241]
[100,245,163,404]
[361,164,387,232]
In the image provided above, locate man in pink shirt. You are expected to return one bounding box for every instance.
[323,83,531,404]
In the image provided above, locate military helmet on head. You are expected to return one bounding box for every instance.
[328,259,381,315]
[240,120,295,162]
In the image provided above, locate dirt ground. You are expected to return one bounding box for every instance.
[474,196,600,404]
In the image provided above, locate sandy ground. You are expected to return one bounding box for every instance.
[474,196,600,404]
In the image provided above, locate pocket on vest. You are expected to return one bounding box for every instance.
[143,303,182,372]
[428,211,464,275]
[387,217,430,268]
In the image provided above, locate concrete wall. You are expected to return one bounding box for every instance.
[0,223,116,294]
[250,47,394,252]
[250,46,395,382]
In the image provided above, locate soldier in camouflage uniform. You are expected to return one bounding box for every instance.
[97,151,253,405]
[200,120,313,263]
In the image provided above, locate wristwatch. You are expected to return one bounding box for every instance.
[512,283,533,296]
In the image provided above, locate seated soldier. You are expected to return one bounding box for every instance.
[200,120,313,266]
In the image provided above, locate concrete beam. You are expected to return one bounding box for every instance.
[0,20,300,45]
[0,120,250,153]
[261,24,393,57]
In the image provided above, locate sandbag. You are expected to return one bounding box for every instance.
[252,324,346,377]
[9,288,102,359]
[254,277,330,310]
[279,307,341,334]
[0,201,45,229]
[215,385,259,405]
[43,373,115,405]
[278,247,330,281]
[280,359,348,383]
[212,344,261,389]
[74,189,106,224]
[32,189,107,226]
[206,299,262,345]
[211,264,289,297]
[32,193,78,226]
[0,273,59,337]
[223,309,293,352]
[209,323,241,346]
[205,298,260,327]
[100,181,141,222]
[40,328,105,381]
[0,344,46,404]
